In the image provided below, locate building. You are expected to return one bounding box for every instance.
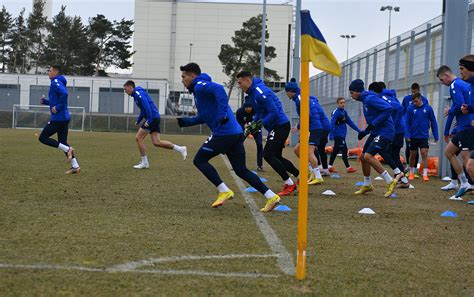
[133,0,294,110]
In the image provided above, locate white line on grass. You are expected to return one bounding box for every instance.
[221,156,296,276]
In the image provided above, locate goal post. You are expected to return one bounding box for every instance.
[12,104,86,131]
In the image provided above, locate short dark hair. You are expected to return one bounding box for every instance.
[336,97,345,103]
[50,65,62,74]
[411,83,420,91]
[368,82,383,93]
[236,70,253,79]
[180,63,201,75]
[123,80,135,88]
[412,92,422,100]
[378,81,387,89]
[437,65,452,77]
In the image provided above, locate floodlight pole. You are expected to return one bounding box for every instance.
[380,5,400,45]
[340,34,356,61]
[260,0,267,79]
[292,0,302,82]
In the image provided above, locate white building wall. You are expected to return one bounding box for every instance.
[133,0,293,108]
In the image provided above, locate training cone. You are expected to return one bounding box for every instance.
[355,181,364,186]
[409,184,415,189]
[440,210,458,217]
[245,187,258,193]
[390,193,397,198]
[322,190,336,196]
[442,176,452,182]
[358,208,375,215]
[468,200,474,205]
[259,177,268,182]
[374,176,383,181]
[274,204,291,212]
[331,174,341,179]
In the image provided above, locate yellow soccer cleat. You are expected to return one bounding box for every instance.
[260,195,281,212]
[384,179,398,198]
[308,171,315,181]
[211,190,234,208]
[308,178,324,185]
[354,185,374,195]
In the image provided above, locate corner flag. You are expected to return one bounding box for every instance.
[301,10,341,77]
[296,10,341,281]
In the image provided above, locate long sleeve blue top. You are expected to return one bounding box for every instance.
[41,75,70,121]
[246,78,289,131]
[359,90,395,140]
[291,92,322,130]
[132,86,160,125]
[380,89,406,134]
[406,103,439,141]
[178,73,242,136]
[330,107,360,139]
[444,78,472,136]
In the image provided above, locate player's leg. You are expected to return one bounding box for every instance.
[420,147,429,181]
[307,144,323,185]
[39,121,75,159]
[328,137,340,169]
[317,131,329,174]
[254,131,264,170]
[147,118,187,160]
[355,135,374,195]
[408,139,419,180]
[467,151,474,180]
[134,127,150,168]
[445,139,470,199]
[226,135,280,212]
[57,121,80,174]
[389,134,409,187]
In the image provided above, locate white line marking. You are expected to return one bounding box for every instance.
[110,253,277,271]
[221,156,296,276]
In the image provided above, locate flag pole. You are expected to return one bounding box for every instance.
[296,48,310,280]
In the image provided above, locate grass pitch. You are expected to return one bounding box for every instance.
[0,128,472,296]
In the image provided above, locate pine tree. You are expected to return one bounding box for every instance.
[26,0,48,73]
[8,8,28,73]
[0,6,13,73]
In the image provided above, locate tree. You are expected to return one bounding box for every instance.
[88,14,135,75]
[0,6,13,73]
[43,6,91,75]
[218,14,280,98]
[8,8,28,73]
[26,0,48,73]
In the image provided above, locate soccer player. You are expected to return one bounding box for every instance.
[349,79,402,197]
[39,65,80,174]
[285,78,324,185]
[328,97,359,173]
[378,82,410,187]
[402,83,429,171]
[459,55,474,182]
[237,71,299,196]
[314,98,331,176]
[405,92,438,181]
[235,101,264,171]
[123,80,187,168]
[178,63,280,212]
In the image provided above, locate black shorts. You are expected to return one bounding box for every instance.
[391,133,404,149]
[267,122,290,149]
[142,118,161,133]
[451,127,474,151]
[363,134,392,156]
[333,136,347,149]
[309,129,323,146]
[201,133,244,155]
[410,138,429,150]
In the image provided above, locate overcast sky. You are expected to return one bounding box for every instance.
[2,0,444,76]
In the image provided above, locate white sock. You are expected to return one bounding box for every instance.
[284,178,294,186]
[264,189,277,199]
[423,168,428,176]
[217,183,230,193]
[451,180,459,185]
[71,158,79,169]
[363,176,371,186]
[401,176,408,183]
[458,173,468,185]
[313,167,322,179]
[141,156,149,164]
[393,168,401,175]
[173,145,184,153]
[58,143,69,153]
[410,167,415,174]
[381,170,393,184]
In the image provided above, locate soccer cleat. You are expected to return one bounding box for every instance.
[384,179,398,198]
[65,147,74,162]
[441,182,459,191]
[308,177,324,185]
[308,172,315,182]
[328,167,338,173]
[181,146,188,160]
[453,185,470,199]
[65,167,80,174]
[211,190,234,208]
[397,182,410,189]
[448,195,463,201]
[133,162,149,169]
[277,184,297,196]
[260,195,281,212]
[321,169,330,176]
[423,175,429,182]
[408,173,415,180]
[346,167,357,173]
[354,185,374,195]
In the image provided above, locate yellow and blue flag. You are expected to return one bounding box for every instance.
[301,10,341,77]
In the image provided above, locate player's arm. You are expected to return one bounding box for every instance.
[52,80,68,113]
[258,92,279,127]
[40,96,49,105]
[429,106,439,141]
[370,98,393,127]
[212,84,230,124]
[177,115,204,127]
[448,85,465,116]
[345,112,360,133]
[137,91,154,125]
